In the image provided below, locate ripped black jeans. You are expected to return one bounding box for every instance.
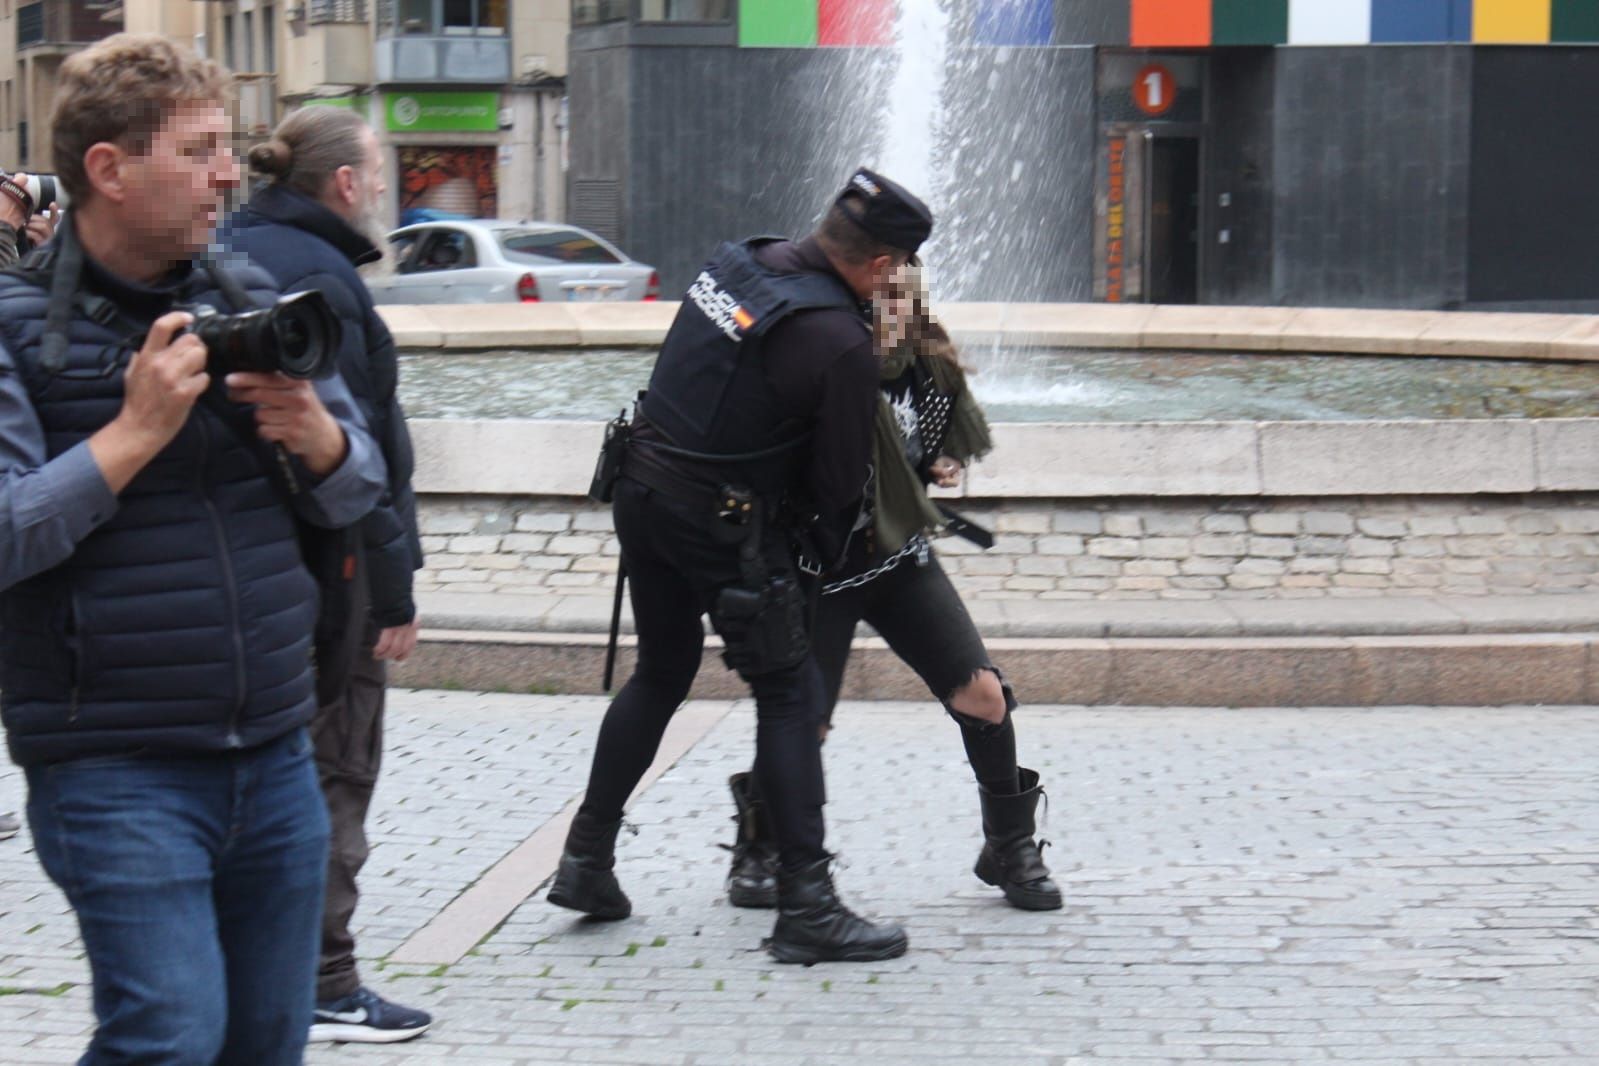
[813,547,1021,795]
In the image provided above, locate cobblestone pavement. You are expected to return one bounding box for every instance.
[5,694,1599,1064]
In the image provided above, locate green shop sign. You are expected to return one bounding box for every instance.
[384,92,499,133]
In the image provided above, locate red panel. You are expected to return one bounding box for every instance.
[1130,0,1213,46]
[819,0,894,46]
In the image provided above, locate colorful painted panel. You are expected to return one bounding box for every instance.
[1130,0,1213,46]
[1211,0,1288,45]
[1474,0,1552,42]
[819,0,892,46]
[731,0,1599,49]
[1371,0,1472,43]
[1551,0,1599,42]
[1288,0,1372,43]
[973,0,1055,45]
[740,0,818,47]
[397,147,497,227]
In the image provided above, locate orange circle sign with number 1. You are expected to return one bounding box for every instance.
[1133,64,1177,117]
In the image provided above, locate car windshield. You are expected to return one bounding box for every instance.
[497,229,621,265]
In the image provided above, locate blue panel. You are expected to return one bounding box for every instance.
[1370,0,1473,42]
[974,0,1055,45]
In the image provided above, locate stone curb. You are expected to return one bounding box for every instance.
[419,591,1599,639]
[390,628,1599,708]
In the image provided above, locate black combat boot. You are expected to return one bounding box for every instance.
[767,858,908,964]
[974,767,1063,911]
[724,772,779,909]
[548,811,632,920]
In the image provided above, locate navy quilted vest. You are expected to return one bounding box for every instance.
[0,256,322,766]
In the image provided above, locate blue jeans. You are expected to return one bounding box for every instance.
[25,728,330,1065]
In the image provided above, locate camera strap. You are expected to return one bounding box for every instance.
[200,252,261,313]
[37,218,85,374]
[0,175,34,217]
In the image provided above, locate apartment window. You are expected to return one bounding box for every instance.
[393,0,431,33]
[442,0,506,35]
[573,0,627,24]
[262,5,276,71]
[223,13,236,69]
[243,12,255,70]
[638,0,731,21]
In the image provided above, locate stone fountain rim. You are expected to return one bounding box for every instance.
[377,301,1599,363]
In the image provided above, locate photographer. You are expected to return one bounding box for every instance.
[0,173,60,268]
[0,34,385,1064]
[0,180,68,845]
[220,107,429,1045]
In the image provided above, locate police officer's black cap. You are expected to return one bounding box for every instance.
[836,168,933,255]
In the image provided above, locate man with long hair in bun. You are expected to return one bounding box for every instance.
[722,261,1062,915]
[221,106,430,1044]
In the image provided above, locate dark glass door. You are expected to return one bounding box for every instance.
[1148,137,1200,304]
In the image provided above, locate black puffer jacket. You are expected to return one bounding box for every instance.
[221,184,422,627]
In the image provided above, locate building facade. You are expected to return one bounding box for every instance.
[0,0,124,173]
[570,0,1599,310]
[1,0,570,227]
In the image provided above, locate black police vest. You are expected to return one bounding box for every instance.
[640,239,864,494]
[0,251,323,767]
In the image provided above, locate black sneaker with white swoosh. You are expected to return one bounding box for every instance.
[309,986,432,1044]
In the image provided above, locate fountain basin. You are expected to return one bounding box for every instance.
[410,418,1599,500]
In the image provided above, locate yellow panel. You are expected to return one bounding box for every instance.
[1474,0,1552,43]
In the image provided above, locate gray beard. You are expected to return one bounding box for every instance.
[354,200,393,280]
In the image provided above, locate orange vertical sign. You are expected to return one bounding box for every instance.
[1106,136,1127,303]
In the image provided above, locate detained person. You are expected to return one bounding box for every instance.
[723,261,1062,914]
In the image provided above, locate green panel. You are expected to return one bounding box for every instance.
[740,0,818,47]
[384,92,499,133]
[1552,0,1599,41]
[1212,0,1288,45]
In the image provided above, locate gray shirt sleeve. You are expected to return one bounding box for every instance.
[0,340,119,593]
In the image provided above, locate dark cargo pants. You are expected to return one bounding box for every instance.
[309,569,386,1004]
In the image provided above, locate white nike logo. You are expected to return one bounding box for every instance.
[317,1007,369,1024]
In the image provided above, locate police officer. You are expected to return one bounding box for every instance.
[724,262,1062,915]
[548,169,932,964]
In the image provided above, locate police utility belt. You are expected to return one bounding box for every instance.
[589,405,813,681]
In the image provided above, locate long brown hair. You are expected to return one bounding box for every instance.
[877,262,965,372]
[247,106,371,199]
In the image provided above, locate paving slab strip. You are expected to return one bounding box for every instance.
[387,700,732,966]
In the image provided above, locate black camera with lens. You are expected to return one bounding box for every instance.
[183,289,341,380]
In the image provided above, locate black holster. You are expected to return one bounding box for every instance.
[589,410,631,504]
[711,493,810,678]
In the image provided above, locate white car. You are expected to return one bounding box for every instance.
[365,219,660,305]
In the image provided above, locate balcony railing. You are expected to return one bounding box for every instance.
[17,0,122,49]
[375,34,511,85]
[310,0,367,23]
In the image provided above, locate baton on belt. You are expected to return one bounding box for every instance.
[603,561,627,692]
